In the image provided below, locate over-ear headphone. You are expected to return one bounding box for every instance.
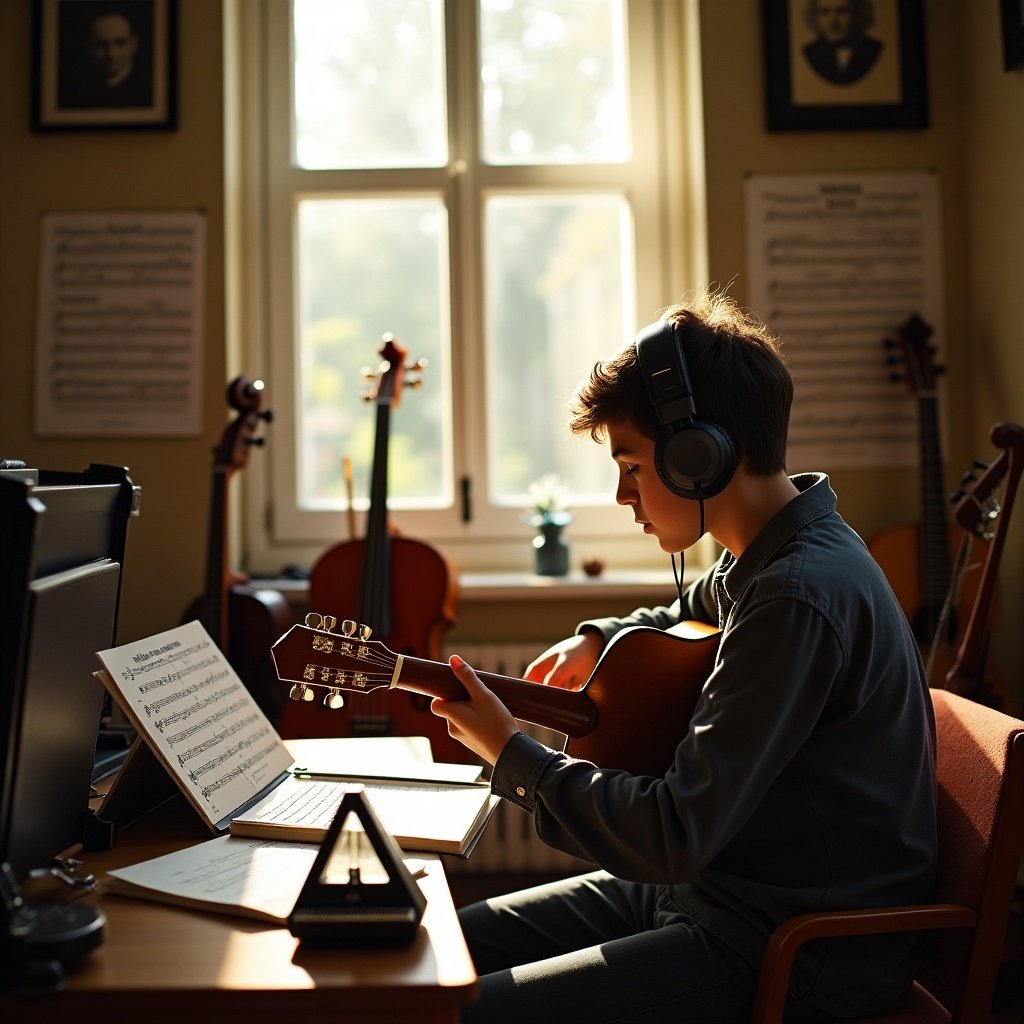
[634,318,737,500]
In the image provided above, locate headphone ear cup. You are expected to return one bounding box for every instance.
[655,419,737,499]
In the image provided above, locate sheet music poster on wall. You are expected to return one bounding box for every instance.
[35,210,206,437]
[745,171,943,471]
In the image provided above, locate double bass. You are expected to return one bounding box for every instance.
[276,334,465,760]
[183,375,294,724]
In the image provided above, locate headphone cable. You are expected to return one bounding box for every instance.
[672,481,706,611]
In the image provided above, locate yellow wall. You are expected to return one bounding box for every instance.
[1,3,1021,703]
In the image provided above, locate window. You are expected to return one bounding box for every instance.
[238,0,701,575]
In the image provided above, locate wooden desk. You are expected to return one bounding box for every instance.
[1,794,478,1023]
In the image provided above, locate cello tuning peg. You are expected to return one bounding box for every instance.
[259,408,274,423]
[245,436,266,447]
[323,689,344,710]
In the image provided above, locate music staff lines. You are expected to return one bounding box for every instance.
[136,653,223,693]
[148,679,235,729]
[199,739,281,798]
[174,710,261,767]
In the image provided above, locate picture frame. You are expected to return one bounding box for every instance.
[763,0,928,131]
[1001,0,1024,71]
[32,0,178,132]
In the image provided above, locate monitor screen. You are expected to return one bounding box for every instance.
[0,466,138,882]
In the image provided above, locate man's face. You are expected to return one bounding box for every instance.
[606,420,704,554]
[88,14,139,82]
[811,1,854,45]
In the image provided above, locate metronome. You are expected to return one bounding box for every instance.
[288,786,427,947]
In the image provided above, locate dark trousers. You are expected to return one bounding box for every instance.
[458,870,838,1024]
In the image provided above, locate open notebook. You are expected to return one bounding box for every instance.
[94,620,497,856]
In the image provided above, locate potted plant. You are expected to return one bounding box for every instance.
[525,474,571,576]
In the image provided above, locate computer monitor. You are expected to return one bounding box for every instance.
[0,464,140,883]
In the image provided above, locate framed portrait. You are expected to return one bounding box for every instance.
[31,0,178,131]
[1002,0,1024,71]
[763,0,928,131]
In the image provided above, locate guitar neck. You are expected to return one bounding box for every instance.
[390,652,598,739]
[202,466,229,646]
[917,393,951,607]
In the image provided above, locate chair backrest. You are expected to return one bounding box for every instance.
[916,688,1024,1022]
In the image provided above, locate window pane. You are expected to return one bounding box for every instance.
[293,0,447,169]
[484,194,633,505]
[295,197,451,509]
[479,0,629,165]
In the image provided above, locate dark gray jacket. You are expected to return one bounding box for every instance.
[490,473,937,1016]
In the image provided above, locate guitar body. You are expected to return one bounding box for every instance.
[272,619,721,778]
[276,536,462,755]
[562,624,720,776]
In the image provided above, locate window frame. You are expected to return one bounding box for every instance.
[233,0,703,578]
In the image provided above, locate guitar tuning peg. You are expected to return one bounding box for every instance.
[406,378,423,389]
[949,489,966,503]
[357,623,373,641]
[323,689,344,710]
[411,358,428,371]
[245,436,266,447]
[341,619,357,636]
[360,366,375,380]
[361,388,377,402]
[973,459,989,470]
[960,471,977,486]
[305,612,323,629]
[322,615,337,633]
[289,683,315,702]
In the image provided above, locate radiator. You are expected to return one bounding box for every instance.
[440,641,592,877]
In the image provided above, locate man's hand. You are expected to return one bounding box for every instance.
[430,655,520,766]
[523,631,603,690]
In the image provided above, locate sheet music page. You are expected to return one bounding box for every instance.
[34,209,205,437]
[105,836,320,923]
[745,171,944,470]
[96,620,293,829]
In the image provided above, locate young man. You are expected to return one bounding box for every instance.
[431,291,937,1023]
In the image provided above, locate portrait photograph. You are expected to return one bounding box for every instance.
[763,0,928,130]
[32,0,178,131]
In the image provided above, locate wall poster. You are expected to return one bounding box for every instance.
[35,209,205,437]
[744,171,943,471]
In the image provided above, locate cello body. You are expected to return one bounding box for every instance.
[275,334,467,761]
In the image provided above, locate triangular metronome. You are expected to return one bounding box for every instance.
[288,786,426,947]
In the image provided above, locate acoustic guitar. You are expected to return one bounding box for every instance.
[272,614,721,778]
[868,315,987,684]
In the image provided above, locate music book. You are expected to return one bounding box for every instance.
[94,620,497,856]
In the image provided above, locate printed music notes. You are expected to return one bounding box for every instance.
[35,210,206,437]
[745,172,945,470]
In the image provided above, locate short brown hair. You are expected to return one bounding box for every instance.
[568,290,792,476]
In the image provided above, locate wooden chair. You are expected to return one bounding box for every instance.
[751,688,1024,1024]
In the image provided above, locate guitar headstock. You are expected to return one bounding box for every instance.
[950,422,1024,537]
[213,375,273,471]
[361,333,427,409]
[884,313,943,396]
[271,613,396,709]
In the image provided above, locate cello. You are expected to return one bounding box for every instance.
[276,334,465,760]
[183,375,294,724]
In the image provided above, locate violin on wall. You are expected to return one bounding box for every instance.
[276,334,465,761]
[183,376,294,724]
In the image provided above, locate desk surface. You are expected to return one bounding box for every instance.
[1,794,478,1024]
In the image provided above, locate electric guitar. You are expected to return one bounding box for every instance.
[272,615,721,778]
